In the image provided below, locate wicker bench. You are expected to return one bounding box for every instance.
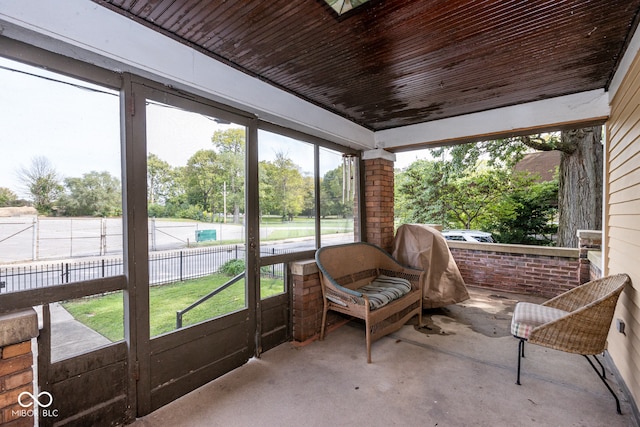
[315,242,423,363]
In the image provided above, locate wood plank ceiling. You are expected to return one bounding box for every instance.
[94,0,640,131]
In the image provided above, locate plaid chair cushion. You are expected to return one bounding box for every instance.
[511,302,568,339]
[358,275,412,311]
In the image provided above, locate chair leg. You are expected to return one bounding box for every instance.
[320,300,328,341]
[516,338,525,385]
[584,355,622,415]
[366,323,372,363]
[592,352,606,379]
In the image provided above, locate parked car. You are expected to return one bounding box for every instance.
[442,230,495,243]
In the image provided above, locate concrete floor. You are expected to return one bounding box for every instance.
[131,287,638,427]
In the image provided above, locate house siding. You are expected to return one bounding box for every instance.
[606,42,640,411]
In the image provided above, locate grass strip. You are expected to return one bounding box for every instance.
[63,274,284,341]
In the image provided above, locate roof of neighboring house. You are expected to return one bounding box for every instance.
[513,151,561,182]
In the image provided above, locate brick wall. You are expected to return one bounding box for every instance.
[291,260,348,342]
[578,230,603,283]
[588,250,603,281]
[363,157,395,253]
[448,242,581,299]
[291,260,323,342]
[0,341,34,426]
[0,309,38,427]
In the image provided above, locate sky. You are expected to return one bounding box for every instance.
[394,149,435,169]
[0,57,428,199]
[0,57,121,198]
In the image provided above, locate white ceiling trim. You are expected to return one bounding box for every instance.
[375,89,610,151]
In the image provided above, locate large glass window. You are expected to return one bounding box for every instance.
[320,147,356,246]
[145,100,248,336]
[0,57,122,268]
[0,56,123,360]
[257,128,358,254]
[258,130,316,253]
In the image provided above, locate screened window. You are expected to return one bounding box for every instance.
[0,56,123,360]
[258,130,316,253]
[257,128,359,254]
[145,99,249,336]
[320,147,356,247]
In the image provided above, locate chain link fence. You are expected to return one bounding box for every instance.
[0,217,235,263]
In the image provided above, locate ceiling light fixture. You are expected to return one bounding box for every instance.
[324,0,372,16]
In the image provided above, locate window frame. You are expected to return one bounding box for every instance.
[256,121,363,265]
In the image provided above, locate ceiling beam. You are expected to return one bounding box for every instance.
[375,90,609,151]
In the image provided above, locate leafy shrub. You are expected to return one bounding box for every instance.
[148,203,167,218]
[218,259,274,278]
[219,259,245,276]
[176,205,205,221]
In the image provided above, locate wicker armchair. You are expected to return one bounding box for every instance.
[315,242,423,363]
[511,273,630,413]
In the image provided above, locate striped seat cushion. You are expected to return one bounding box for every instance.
[511,302,568,339]
[358,275,412,311]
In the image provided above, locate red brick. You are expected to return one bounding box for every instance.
[0,343,30,360]
[2,402,34,424]
[0,370,32,393]
[0,355,31,378]
[0,383,31,411]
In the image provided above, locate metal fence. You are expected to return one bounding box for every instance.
[0,245,287,293]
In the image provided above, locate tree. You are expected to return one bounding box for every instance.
[440,167,511,229]
[301,175,315,217]
[0,187,18,207]
[487,175,558,245]
[259,152,306,219]
[59,171,122,216]
[395,159,447,225]
[183,150,223,219]
[320,165,352,218]
[17,156,62,215]
[502,128,602,247]
[556,128,602,247]
[395,158,558,245]
[396,159,512,229]
[430,126,603,247]
[212,129,245,223]
[147,153,178,206]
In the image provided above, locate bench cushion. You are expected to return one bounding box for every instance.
[358,275,412,311]
[511,302,568,339]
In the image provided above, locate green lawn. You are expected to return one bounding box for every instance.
[260,216,354,240]
[63,274,284,342]
[190,217,353,246]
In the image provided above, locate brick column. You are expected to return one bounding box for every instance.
[0,309,39,427]
[291,260,347,342]
[577,230,602,284]
[291,260,323,342]
[362,149,396,253]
